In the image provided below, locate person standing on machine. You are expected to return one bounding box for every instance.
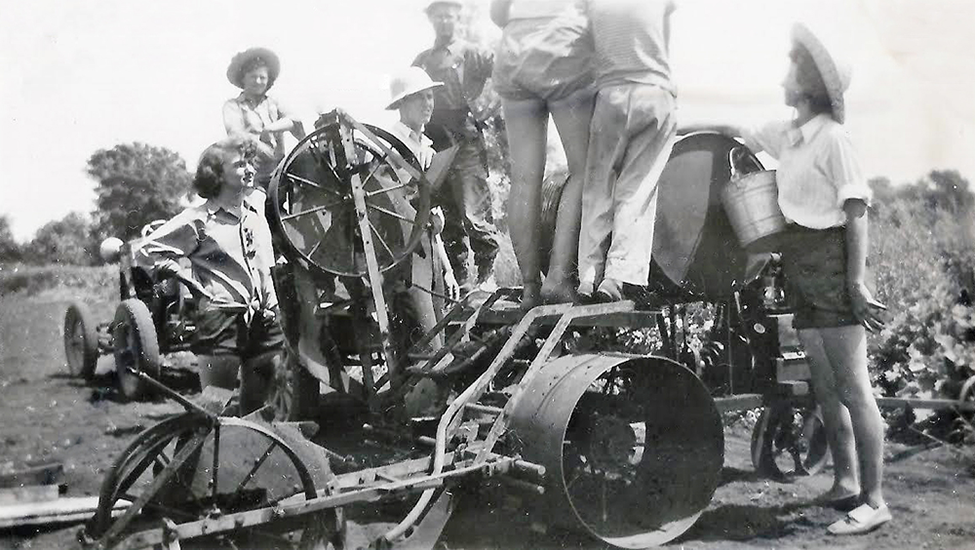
[577,0,679,302]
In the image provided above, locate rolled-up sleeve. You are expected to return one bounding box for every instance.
[742,121,789,159]
[827,130,871,207]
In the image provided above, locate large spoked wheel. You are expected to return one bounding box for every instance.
[751,402,829,478]
[269,116,431,278]
[83,413,344,549]
[64,300,99,380]
[510,355,724,548]
[268,348,321,422]
[113,299,162,401]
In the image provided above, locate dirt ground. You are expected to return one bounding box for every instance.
[1,294,974,550]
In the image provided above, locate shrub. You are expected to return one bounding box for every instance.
[869,179,975,402]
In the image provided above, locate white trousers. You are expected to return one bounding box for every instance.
[579,83,677,286]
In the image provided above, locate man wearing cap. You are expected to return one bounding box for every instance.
[223,47,305,193]
[413,0,499,292]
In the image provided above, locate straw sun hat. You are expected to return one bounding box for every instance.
[791,23,852,124]
[425,1,463,14]
[386,67,443,110]
[226,47,281,90]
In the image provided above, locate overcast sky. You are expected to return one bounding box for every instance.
[2,0,974,241]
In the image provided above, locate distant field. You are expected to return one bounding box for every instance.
[0,263,116,301]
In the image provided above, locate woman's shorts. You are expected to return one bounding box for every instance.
[779,225,863,330]
[192,307,284,360]
[493,12,595,103]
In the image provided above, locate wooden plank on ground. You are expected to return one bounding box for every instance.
[0,484,59,506]
[0,497,129,529]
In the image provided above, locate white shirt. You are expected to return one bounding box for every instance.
[744,114,872,229]
[388,121,435,170]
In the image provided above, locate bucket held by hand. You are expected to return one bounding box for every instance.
[721,149,786,252]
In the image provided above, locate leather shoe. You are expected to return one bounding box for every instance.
[595,278,623,302]
[827,503,891,535]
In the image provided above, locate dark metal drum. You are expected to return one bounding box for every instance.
[509,353,724,547]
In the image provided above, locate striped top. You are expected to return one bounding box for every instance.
[588,0,676,92]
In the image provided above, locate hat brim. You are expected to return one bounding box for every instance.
[792,24,846,123]
[227,47,281,90]
[385,82,443,110]
[424,1,463,14]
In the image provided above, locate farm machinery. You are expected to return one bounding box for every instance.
[63,222,206,401]
[74,109,868,549]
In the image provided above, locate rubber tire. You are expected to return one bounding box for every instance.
[64,301,99,380]
[751,403,829,478]
[112,299,162,401]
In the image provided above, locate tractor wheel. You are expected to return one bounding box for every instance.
[64,301,99,380]
[82,413,345,549]
[113,299,162,401]
[751,402,829,478]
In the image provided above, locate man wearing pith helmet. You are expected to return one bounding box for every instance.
[413,0,499,293]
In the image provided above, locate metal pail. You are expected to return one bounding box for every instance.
[721,169,786,252]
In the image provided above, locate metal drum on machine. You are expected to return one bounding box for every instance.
[540,131,766,300]
[507,354,724,547]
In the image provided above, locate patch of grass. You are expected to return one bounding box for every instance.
[0,263,116,301]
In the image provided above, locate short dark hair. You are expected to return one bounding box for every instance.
[193,137,256,199]
[790,44,833,116]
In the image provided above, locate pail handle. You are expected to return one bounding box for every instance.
[728,146,758,187]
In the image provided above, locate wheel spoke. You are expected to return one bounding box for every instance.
[361,153,389,185]
[232,440,278,496]
[367,219,395,259]
[282,198,351,222]
[307,238,323,259]
[286,172,341,196]
[366,179,414,198]
[365,202,416,224]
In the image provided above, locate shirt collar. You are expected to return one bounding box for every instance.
[788,113,829,146]
[392,120,430,147]
[235,91,267,108]
[205,199,244,220]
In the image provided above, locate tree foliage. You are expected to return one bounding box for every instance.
[0,215,21,263]
[27,212,94,265]
[87,142,191,240]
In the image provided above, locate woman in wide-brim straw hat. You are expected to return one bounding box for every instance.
[737,22,891,535]
[223,46,305,193]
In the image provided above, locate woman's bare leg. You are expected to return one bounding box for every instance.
[502,97,549,310]
[820,325,886,508]
[541,90,596,304]
[799,328,860,499]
